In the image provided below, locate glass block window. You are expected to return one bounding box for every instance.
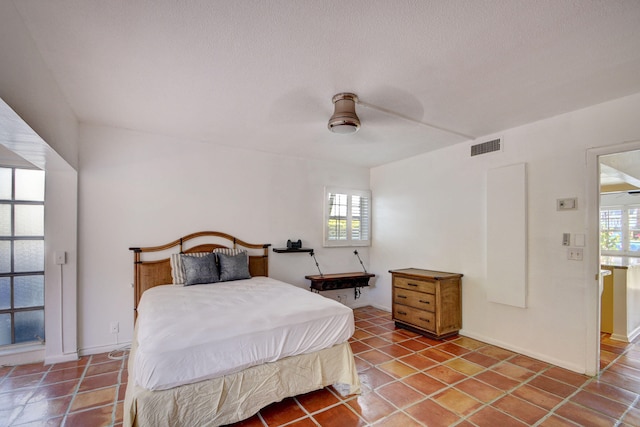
[0,166,45,346]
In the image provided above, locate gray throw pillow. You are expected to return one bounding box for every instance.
[182,252,219,286]
[218,252,251,282]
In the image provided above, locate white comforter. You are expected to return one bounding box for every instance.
[134,277,355,390]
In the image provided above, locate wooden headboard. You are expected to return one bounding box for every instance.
[129,231,271,319]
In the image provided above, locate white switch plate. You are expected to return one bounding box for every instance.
[557,198,577,210]
[574,233,585,247]
[54,251,66,265]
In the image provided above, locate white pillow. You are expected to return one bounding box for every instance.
[212,248,246,256]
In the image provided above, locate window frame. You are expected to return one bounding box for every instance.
[0,166,45,347]
[600,204,640,256]
[323,186,371,247]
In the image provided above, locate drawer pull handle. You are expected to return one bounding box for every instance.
[398,295,407,299]
[419,300,430,304]
[408,283,418,287]
[419,317,431,323]
[398,310,407,315]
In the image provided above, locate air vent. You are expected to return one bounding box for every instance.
[471,138,502,157]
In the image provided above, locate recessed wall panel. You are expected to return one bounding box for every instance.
[487,163,527,308]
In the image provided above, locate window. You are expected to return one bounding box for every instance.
[324,187,371,247]
[600,205,640,255]
[0,167,45,346]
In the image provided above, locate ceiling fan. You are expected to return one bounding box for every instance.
[327,92,474,140]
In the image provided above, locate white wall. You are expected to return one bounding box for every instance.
[0,2,79,365]
[77,124,371,353]
[369,92,640,374]
[0,1,78,169]
[0,99,79,366]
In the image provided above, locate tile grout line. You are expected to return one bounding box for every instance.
[1,365,24,426]
[607,339,640,426]
[110,354,128,426]
[459,356,570,426]
[7,360,54,426]
[356,311,486,425]
[356,318,498,424]
[59,354,95,426]
[3,307,637,427]
[616,394,640,427]
[357,312,588,426]
[347,311,423,426]
[359,310,640,426]
[534,337,640,427]
[355,310,525,424]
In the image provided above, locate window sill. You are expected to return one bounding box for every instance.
[0,342,45,365]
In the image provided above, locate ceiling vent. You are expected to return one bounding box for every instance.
[471,138,502,157]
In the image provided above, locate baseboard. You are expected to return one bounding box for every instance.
[44,352,79,365]
[627,325,640,343]
[79,341,132,357]
[610,333,629,342]
[459,329,586,375]
[347,300,391,312]
[367,302,391,312]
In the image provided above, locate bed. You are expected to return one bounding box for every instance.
[124,231,361,426]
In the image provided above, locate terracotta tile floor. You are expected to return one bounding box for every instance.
[0,350,127,426]
[1,306,639,426]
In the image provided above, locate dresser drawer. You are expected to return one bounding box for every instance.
[394,276,435,294]
[393,305,435,332]
[394,288,435,312]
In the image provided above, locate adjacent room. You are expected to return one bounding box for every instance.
[2,1,640,426]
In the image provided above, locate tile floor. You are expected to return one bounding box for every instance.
[1,306,639,426]
[0,350,127,426]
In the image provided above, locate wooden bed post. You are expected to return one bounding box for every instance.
[131,248,142,321]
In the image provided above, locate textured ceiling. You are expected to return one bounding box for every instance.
[601,150,640,191]
[11,0,640,167]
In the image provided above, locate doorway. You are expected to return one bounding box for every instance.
[587,141,640,375]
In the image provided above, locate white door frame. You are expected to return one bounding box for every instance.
[586,140,640,375]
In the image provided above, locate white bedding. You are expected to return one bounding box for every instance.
[134,276,355,391]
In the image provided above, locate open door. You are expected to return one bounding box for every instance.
[587,142,640,375]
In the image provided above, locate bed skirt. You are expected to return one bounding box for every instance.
[123,337,361,427]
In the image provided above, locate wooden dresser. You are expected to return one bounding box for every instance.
[389,268,463,339]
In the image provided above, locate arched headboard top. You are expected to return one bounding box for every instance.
[130,231,271,319]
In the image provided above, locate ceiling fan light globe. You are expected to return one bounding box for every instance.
[328,120,360,134]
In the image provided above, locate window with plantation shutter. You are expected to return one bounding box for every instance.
[324,187,371,247]
[601,205,640,255]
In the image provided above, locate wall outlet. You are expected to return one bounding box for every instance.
[54,251,66,265]
[336,293,347,304]
[567,248,583,261]
[110,321,119,334]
